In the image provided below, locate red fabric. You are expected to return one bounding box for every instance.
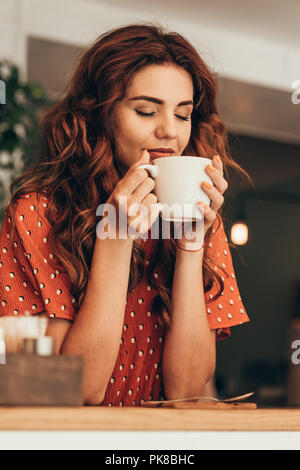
[0,192,249,406]
[0,192,76,320]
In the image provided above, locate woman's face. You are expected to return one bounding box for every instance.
[112,64,194,171]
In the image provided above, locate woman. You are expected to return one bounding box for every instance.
[0,24,250,406]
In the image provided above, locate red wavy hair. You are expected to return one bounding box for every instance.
[8,23,251,328]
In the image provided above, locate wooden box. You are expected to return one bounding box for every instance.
[0,354,83,406]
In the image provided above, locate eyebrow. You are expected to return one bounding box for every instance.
[127,95,193,106]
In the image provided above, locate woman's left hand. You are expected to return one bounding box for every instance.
[174,154,228,251]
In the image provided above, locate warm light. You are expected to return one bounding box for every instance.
[230,221,248,246]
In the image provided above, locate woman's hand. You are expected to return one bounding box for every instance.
[174,155,228,251]
[99,149,160,240]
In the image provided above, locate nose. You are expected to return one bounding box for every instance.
[155,114,178,140]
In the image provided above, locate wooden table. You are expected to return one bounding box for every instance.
[0,407,300,431]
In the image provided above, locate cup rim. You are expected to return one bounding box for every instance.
[151,156,211,163]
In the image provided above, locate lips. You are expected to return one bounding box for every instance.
[147,148,175,158]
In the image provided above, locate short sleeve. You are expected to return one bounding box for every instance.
[204,217,250,340]
[0,192,76,320]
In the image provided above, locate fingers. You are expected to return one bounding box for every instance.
[201,182,224,212]
[129,149,150,170]
[201,155,228,212]
[108,150,159,237]
[144,193,160,228]
[212,154,223,171]
[127,179,158,234]
[115,150,151,198]
[197,202,217,225]
[204,155,228,194]
[128,193,159,236]
[130,176,155,206]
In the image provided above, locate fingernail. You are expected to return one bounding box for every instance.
[208,164,216,172]
[197,202,206,208]
[215,155,221,163]
[203,181,212,189]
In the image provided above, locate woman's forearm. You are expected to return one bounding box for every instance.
[61,236,133,405]
[162,248,216,400]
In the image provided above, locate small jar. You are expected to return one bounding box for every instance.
[22,336,55,356]
[36,337,55,356]
[0,326,6,364]
[22,337,38,355]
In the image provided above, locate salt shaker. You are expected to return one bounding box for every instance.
[36,337,55,356]
[22,336,55,356]
[0,326,6,364]
[22,337,38,355]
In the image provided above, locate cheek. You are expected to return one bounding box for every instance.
[116,110,136,140]
[180,124,192,149]
[119,118,149,150]
[113,114,149,166]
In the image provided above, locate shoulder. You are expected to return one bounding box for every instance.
[9,190,54,236]
[3,190,55,251]
[13,191,51,223]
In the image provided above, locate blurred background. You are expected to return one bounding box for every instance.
[1,0,300,407]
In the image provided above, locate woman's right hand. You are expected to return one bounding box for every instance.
[102,150,160,239]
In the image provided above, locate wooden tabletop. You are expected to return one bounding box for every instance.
[0,406,300,431]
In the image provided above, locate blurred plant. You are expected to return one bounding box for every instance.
[0,60,50,224]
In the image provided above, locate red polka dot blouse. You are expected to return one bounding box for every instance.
[0,191,249,406]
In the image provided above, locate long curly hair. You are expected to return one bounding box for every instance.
[8,23,251,328]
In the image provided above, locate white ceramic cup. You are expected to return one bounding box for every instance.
[137,156,213,222]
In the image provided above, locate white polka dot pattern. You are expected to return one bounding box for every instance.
[1,201,249,406]
[101,233,166,407]
[0,192,76,320]
[203,218,250,339]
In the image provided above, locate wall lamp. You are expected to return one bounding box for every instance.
[230,189,300,247]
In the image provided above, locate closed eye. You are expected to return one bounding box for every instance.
[135,110,191,121]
